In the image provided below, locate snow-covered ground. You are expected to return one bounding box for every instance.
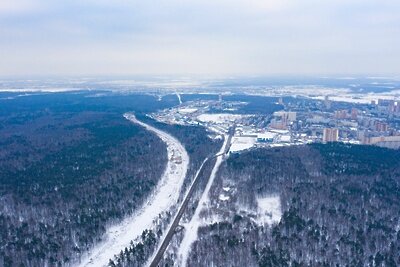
[178,108,198,114]
[257,85,400,104]
[311,93,399,104]
[77,113,189,267]
[236,195,282,226]
[177,135,230,267]
[256,196,282,225]
[219,194,230,201]
[197,113,243,123]
[0,88,86,93]
[229,136,256,153]
[292,87,400,104]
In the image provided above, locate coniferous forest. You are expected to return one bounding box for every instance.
[1,91,399,267]
[184,144,400,267]
[0,91,222,267]
[0,93,171,266]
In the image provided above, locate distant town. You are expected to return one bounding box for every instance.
[151,95,400,153]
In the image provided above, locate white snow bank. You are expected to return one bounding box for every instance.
[77,114,189,267]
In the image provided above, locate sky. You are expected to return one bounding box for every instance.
[0,0,399,77]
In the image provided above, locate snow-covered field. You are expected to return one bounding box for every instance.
[259,85,400,104]
[311,93,399,104]
[229,136,256,153]
[77,113,189,267]
[177,135,230,267]
[289,87,400,104]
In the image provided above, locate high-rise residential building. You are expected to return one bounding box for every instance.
[394,103,400,113]
[280,111,297,123]
[323,128,339,142]
[351,108,358,120]
[388,100,399,114]
[375,121,388,132]
[324,95,331,109]
[273,111,296,127]
[335,110,347,119]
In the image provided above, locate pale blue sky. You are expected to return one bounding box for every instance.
[0,0,399,76]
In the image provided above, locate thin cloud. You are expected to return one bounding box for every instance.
[0,0,399,76]
[0,0,43,15]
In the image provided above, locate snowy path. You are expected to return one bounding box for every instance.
[77,113,189,267]
[176,92,182,104]
[177,135,229,267]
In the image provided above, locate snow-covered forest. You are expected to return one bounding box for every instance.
[0,92,224,267]
[165,143,400,267]
[1,91,399,267]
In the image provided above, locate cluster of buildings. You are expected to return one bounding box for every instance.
[269,111,297,129]
[281,97,400,149]
[373,99,400,114]
[151,95,400,153]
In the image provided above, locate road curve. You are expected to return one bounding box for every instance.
[77,113,189,267]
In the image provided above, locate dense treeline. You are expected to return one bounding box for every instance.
[222,95,283,114]
[0,92,226,267]
[0,94,174,266]
[0,91,179,116]
[180,94,219,102]
[185,143,400,266]
[0,112,167,266]
[107,230,159,267]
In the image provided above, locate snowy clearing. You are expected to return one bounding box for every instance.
[256,196,282,226]
[177,135,230,267]
[77,113,189,267]
[236,196,282,226]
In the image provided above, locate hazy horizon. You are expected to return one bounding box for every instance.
[1,0,399,76]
